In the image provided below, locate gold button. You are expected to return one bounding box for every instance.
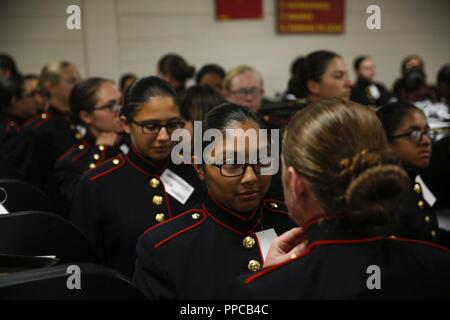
[149,178,160,188]
[93,154,100,160]
[263,115,270,121]
[243,236,256,249]
[112,159,120,165]
[248,260,261,272]
[418,200,425,209]
[431,230,437,238]
[155,213,166,223]
[192,213,201,220]
[413,183,421,194]
[152,195,163,205]
[388,235,397,239]
[269,202,278,209]
[41,113,47,119]
[78,144,85,150]
[98,145,105,151]
[89,163,96,169]
[425,215,431,223]
[75,132,82,140]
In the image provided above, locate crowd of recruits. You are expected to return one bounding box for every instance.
[0,51,449,299]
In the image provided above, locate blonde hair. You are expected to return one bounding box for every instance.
[39,61,73,96]
[283,98,410,226]
[223,65,263,93]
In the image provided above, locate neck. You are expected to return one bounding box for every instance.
[49,97,69,114]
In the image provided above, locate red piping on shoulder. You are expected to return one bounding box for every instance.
[141,209,206,249]
[88,155,126,182]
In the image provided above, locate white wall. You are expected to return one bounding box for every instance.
[1,0,449,97]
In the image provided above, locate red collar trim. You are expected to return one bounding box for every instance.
[207,192,259,222]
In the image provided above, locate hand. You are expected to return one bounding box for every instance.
[96,131,119,147]
[263,227,308,269]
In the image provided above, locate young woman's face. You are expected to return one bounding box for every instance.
[84,82,122,134]
[310,57,352,101]
[390,110,432,172]
[199,120,272,213]
[123,96,183,161]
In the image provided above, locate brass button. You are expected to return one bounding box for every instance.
[413,183,421,194]
[388,235,397,239]
[269,202,278,209]
[248,260,261,272]
[431,230,437,238]
[155,213,165,223]
[112,159,120,165]
[263,115,270,121]
[93,154,100,160]
[78,144,85,150]
[149,178,160,188]
[152,195,163,205]
[75,132,82,140]
[243,236,256,249]
[424,215,430,223]
[418,200,425,209]
[98,145,105,151]
[192,213,201,220]
[41,113,47,119]
[89,163,96,169]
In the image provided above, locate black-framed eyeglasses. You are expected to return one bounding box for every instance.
[391,129,436,144]
[231,87,263,98]
[212,162,273,177]
[93,100,122,113]
[130,119,185,135]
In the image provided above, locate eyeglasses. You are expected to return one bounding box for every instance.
[230,87,263,98]
[212,162,273,177]
[130,119,185,135]
[391,129,436,144]
[93,101,122,113]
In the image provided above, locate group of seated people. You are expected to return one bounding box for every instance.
[0,50,449,299]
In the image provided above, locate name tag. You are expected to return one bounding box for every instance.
[255,228,278,262]
[119,144,129,155]
[0,203,8,215]
[160,168,194,205]
[415,175,437,207]
[368,84,381,100]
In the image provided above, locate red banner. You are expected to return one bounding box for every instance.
[277,0,345,34]
[216,0,263,20]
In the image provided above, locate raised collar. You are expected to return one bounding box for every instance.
[125,145,169,176]
[202,192,263,236]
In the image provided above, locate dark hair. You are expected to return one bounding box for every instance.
[195,64,225,85]
[119,73,137,93]
[158,54,195,84]
[202,103,267,150]
[376,101,425,142]
[179,85,226,121]
[69,77,112,125]
[401,55,424,75]
[437,64,450,86]
[0,54,20,78]
[287,50,341,98]
[0,75,24,117]
[397,68,427,95]
[353,55,370,71]
[121,75,178,120]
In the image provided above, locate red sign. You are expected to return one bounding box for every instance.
[216,0,263,20]
[277,0,345,33]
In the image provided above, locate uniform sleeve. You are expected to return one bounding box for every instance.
[132,234,177,300]
[69,175,105,263]
[54,158,83,202]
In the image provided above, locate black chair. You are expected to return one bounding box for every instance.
[0,211,97,263]
[0,254,59,274]
[0,179,53,213]
[0,263,147,299]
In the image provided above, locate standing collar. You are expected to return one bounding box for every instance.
[125,144,169,175]
[202,192,263,236]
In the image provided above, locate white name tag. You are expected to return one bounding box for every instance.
[255,228,278,262]
[368,84,381,100]
[0,203,8,215]
[436,210,450,232]
[160,168,194,205]
[415,175,437,207]
[119,144,129,155]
